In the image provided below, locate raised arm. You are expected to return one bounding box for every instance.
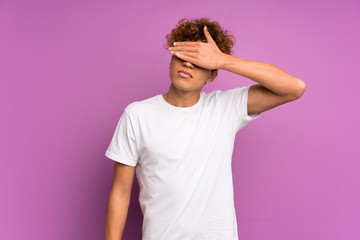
[219,55,306,115]
[168,26,306,116]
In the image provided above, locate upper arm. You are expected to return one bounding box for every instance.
[247,83,304,116]
[111,161,136,196]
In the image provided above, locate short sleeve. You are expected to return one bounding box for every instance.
[105,109,139,167]
[219,85,261,133]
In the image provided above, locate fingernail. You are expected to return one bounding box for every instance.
[173,42,176,46]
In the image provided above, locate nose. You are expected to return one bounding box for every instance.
[183,61,194,69]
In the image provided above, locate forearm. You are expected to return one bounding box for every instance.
[105,190,131,240]
[219,54,306,98]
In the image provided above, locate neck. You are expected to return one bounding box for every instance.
[162,84,202,108]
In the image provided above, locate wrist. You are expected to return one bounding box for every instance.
[218,53,233,70]
[219,54,248,72]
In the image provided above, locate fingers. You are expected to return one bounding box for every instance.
[170,50,197,59]
[171,51,197,64]
[168,46,198,53]
[172,41,199,47]
[203,26,215,43]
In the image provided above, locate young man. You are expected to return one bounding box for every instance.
[105,18,306,240]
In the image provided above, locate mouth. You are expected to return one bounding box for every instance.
[177,70,193,78]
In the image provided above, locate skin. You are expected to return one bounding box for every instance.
[106,25,307,240]
[162,54,218,107]
[167,25,307,115]
[105,162,135,240]
[163,26,226,108]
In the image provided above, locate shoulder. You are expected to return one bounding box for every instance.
[217,86,249,96]
[124,94,159,117]
[204,86,250,101]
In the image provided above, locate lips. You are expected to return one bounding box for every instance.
[178,70,193,78]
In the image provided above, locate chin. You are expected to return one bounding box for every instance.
[173,82,201,92]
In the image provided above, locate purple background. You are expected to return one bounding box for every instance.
[1,0,359,239]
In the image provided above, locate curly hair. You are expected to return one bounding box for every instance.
[164,17,236,56]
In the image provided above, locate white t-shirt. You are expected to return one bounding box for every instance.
[105,85,261,240]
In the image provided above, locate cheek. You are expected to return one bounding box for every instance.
[198,71,209,78]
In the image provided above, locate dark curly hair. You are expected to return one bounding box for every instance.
[164,17,236,56]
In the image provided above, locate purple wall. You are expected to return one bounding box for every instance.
[1,0,359,239]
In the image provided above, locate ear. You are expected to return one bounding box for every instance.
[207,70,218,83]
[211,69,218,79]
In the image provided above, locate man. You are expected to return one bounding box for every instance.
[105,18,306,240]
